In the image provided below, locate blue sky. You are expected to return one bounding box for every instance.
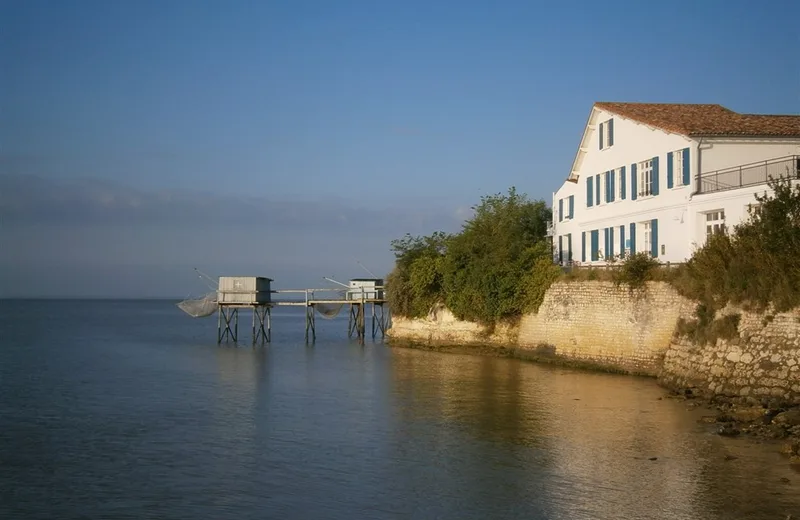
[1,0,799,297]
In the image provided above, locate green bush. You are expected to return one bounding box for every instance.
[672,178,800,313]
[613,252,660,289]
[386,187,552,323]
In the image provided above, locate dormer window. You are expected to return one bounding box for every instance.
[599,119,614,150]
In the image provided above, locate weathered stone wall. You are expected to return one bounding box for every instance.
[516,281,694,374]
[659,309,800,404]
[387,304,518,346]
[388,281,695,375]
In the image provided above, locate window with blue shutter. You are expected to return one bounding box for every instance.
[599,123,604,150]
[558,198,564,222]
[630,222,636,253]
[667,151,674,189]
[582,232,586,262]
[619,225,625,255]
[607,119,614,147]
[651,219,659,258]
[595,174,601,204]
[567,233,573,262]
[590,230,599,261]
[568,195,574,219]
[630,163,638,200]
[587,177,594,207]
[609,170,615,202]
[651,156,660,196]
[609,226,615,258]
[682,148,690,187]
[621,166,626,199]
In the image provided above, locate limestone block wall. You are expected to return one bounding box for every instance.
[660,310,800,404]
[517,282,695,374]
[388,281,694,375]
[387,304,518,346]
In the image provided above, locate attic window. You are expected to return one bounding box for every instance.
[599,119,614,150]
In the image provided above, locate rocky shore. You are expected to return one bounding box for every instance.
[669,388,800,462]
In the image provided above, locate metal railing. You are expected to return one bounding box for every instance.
[698,155,800,194]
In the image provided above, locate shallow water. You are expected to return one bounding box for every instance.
[1,300,798,519]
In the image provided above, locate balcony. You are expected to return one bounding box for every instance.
[698,155,800,194]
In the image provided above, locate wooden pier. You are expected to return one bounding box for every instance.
[213,278,389,344]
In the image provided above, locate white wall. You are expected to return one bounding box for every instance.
[700,138,800,173]
[553,113,799,265]
[554,108,695,264]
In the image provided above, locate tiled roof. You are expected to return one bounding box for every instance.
[594,102,800,137]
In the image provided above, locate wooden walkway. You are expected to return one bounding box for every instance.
[217,287,389,344]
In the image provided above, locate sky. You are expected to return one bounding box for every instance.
[1,0,799,297]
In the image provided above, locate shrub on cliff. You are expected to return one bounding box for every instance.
[674,178,800,313]
[440,188,552,324]
[386,232,450,318]
[612,252,660,289]
[386,187,552,323]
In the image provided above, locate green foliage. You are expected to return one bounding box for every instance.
[672,178,800,313]
[613,252,661,289]
[386,232,450,318]
[518,258,563,313]
[675,309,741,345]
[386,187,553,323]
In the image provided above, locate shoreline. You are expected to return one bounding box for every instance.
[387,338,800,462]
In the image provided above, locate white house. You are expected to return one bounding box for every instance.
[551,102,800,265]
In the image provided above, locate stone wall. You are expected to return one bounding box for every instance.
[388,281,695,375]
[387,304,518,346]
[660,309,800,404]
[516,281,694,374]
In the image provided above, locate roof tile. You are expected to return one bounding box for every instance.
[594,102,800,137]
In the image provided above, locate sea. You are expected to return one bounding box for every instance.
[1,299,799,520]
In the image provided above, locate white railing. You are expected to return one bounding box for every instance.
[698,155,799,194]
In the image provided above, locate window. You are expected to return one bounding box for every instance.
[673,150,685,186]
[706,210,726,237]
[638,159,654,197]
[642,221,652,255]
[598,174,605,204]
[746,203,761,217]
[616,167,624,200]
[599,119,614,150]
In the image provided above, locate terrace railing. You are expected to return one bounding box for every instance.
[698,155,800,194]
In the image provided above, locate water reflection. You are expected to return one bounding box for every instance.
[388,347,800,520]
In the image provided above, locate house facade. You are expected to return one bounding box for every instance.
[552,102,800,265]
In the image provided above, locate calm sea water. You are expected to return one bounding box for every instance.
[1,299,799,520]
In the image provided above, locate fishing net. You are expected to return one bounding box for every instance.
[177,291,218,318]
[313,302,346,319]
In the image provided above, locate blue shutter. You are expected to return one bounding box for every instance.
[609,226,615,258]
[568,195,574,219]
[631,163,638,200]
[630,222,636,253]
[567,233,573,262]
[652,156,660,196]
[667,151,674,189]
[619,225,625,255]
[591,230,599,261]
[607,119,614,146]
[558,235,564,263]
[651,219,659,258]
[582,232,586,262]
[621,166,626,199]
[558,198,564,222]
[682,148,690,186]
[587,177,594,207]
[599,122,604,150]
[595,174,601,204]
[604,228,609,259]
